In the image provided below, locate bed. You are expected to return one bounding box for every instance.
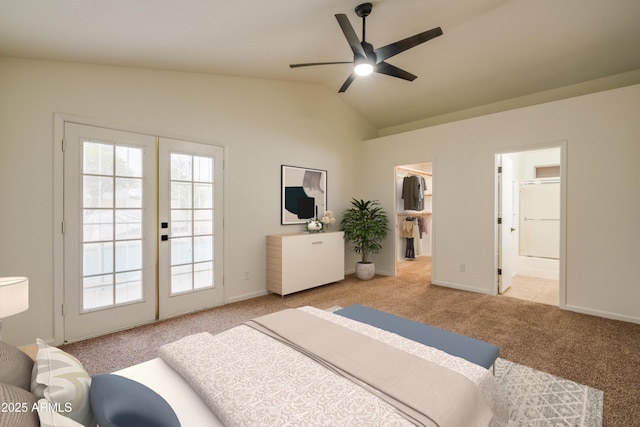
[1,305,509,427]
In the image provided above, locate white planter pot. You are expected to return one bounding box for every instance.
[355,262,375,280]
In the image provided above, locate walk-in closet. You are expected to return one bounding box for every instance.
[395,162,432,280]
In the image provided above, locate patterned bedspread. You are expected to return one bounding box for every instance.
[159,306,509,426]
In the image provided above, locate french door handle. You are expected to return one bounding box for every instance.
[161,222,170,241]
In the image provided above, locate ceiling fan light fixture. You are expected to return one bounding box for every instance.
[354,61,374,76]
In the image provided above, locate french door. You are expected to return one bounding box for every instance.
[63,123,224,341]
[157,138,224,319]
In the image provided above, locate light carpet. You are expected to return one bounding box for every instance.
[494,358,603,426]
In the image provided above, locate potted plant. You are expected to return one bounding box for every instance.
[340,198,390,280]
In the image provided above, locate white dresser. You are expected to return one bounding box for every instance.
[266,231,345,296]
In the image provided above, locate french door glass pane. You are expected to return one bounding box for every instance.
[83,210,113,242]
[194,236,212,263]
[83,143,113,175]
[83,275,113,311]
[194,183,212,208]
[169,153,214,295]
[171,265,192,294]
[115,178,142,208]
[115,146,143,177]
[194,262,213,289]
[171,237,192,265]
[194,210,212,235]
[83,176,113,208]
[81,141,144,311]
[115,271,142,303]
[115,210,142,239]
[171,154,192,181]
[115,241,142,272]
[83,242,113,276]
[171,210,192,236]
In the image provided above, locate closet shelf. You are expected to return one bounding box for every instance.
[397,166,432,177]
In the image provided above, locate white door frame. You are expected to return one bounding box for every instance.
[52,114,228,345]
[493,141,567,309]
[496,154,516,294]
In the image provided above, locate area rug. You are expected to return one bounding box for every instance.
[327,305,603,425]
[494,357,603,426]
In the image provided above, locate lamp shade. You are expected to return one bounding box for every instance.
[0,277,29,318]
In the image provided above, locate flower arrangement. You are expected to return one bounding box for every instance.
[321,210,336,229]
[305,210,335,233]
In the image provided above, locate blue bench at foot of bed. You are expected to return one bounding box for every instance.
[334,304,499,371]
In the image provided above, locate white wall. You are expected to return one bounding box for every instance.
[0,58,377,345]
[362,84,640,324]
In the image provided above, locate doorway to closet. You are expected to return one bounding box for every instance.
[496,146,564,307]
[395,162,433,283]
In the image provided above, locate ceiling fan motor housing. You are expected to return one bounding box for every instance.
[355,3,373,18]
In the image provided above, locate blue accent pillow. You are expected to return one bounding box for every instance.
[89,374,180,427]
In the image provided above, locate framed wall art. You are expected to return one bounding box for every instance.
[281,165,327,225]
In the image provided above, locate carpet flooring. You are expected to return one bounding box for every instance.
[61,257,640,426]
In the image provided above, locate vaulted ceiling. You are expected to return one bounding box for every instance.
[2,0,640,131]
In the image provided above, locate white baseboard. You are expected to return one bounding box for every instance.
[431,280,495,295]
[564,304,640,325]
[226,290,268,304]
[375,269,393,277]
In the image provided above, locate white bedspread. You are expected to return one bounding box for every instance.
[159,306,509,426]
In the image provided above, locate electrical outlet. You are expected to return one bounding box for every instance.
[459,264,466,272]
[244,270,250,280]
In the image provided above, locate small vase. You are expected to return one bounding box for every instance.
[307,221,322,233]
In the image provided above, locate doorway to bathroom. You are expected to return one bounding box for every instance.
[495,145,565,307]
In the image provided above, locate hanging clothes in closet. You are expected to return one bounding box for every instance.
[401,175,427,211]
[400,215,429,259]
[401,217,419,259]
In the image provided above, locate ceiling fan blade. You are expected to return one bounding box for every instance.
[290,61,353,68]
[375,61,417,81]
[375,27,443,62]
[335,14,366,58]
[338,73,357,93]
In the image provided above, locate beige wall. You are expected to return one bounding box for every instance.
[0,58,376,345]
[362,84,640,323]
[2,56,638,345]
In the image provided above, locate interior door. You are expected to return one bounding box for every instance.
[498,156,516,293]
[157,137,224,319]
[63,123,157,341]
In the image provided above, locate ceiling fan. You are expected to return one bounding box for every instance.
[290,2,443,93]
